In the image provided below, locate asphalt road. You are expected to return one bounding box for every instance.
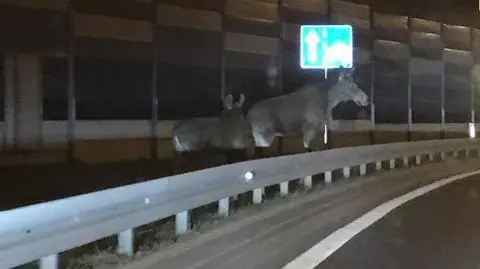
[121,159,480,269]
[317,173,480,269]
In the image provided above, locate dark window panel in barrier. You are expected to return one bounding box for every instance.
[409,18,441,34]
[0,54,4,121]
[374,75,409,124]
[224,33,278,59]
[157,0,223,13]
[0,5,67,54]
[155,26,222,67]
[74,0,152,21]
[75,58,152,120]
[445,88,470,123]
[157,64,221,120]
[225,51,275,71]
[442,24,471,51]
[444,63,471,123]
[409,32,443,60]
[226,0,277,19]
[370,0,408,16]
[372,13,409,43]
[374,57,409,79]
[411,80,442,123]
[75,37,153,62]
[472,29,480,62]
[41,57,68,121]
[331,0,370,21]
[281,8,329,25]
[223,16,280,38]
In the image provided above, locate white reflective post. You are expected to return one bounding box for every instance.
[253,188,263,204]
[303,175,312,189]
[118,229,134,256]
[218,197,230,217]
[280,181,289,196]
[324,171,332,183]
[40,255,58,269]
[360,164,366,176]
[343,167,350,178]
[175,211,189,235]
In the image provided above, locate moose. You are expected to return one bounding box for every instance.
[246,67,369,150]
[172,93,252,153]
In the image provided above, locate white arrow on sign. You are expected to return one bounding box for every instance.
[305,30,320,63]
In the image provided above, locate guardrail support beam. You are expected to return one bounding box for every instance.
[303,175,312,189]
[40,254,58,269]
[117,229,134,256]
[324,171,332,184]
[360,164,366,176]
[253,188,263,204]
[280,181,289,196]
[343,167,350,178]
[218,198,230,217]
[175,211,189,235]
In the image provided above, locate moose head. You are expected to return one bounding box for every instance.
[328,66,369,109]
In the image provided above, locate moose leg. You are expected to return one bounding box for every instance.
[303,129,317,151]
[253,131,275,158]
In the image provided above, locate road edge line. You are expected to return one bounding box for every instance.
[282,169,480,269]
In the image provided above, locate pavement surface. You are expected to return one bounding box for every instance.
[317,170,480,269]
[121,158,480,269]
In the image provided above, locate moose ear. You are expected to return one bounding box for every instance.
[223,94,233,110]
[235,93,246,108]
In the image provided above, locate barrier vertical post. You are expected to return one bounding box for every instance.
[67,0,76,161]
[150,0,159,160]
[40,255,58,269]
[343,167,350,178]
[218,197,230,217]
[176,211,189,235]
[117,229,134,256]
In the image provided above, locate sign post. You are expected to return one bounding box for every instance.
[299,24,354,147]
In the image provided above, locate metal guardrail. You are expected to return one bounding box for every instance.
[1,138,480,269]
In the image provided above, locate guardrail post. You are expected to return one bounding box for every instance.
[402,156,409,167]
[375,161,382,171]
[415,155,421,165]
[40,254,58,269]
[359,164,366,176]
[440,152,446,160]
[176,210,190,235]
[218,197,230,217]
[280,181,289,196]
[253,188,263,204]
[303,175,312,189]
[324,171,332,183]
[389,159,395,169]
[428,153,434,161]
[453,150,459,159]
[343,167,350,178]
[117,229,134,256]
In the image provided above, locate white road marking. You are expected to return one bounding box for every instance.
[282,169,480,269]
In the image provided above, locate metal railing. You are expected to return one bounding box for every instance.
[1,138,480,269]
